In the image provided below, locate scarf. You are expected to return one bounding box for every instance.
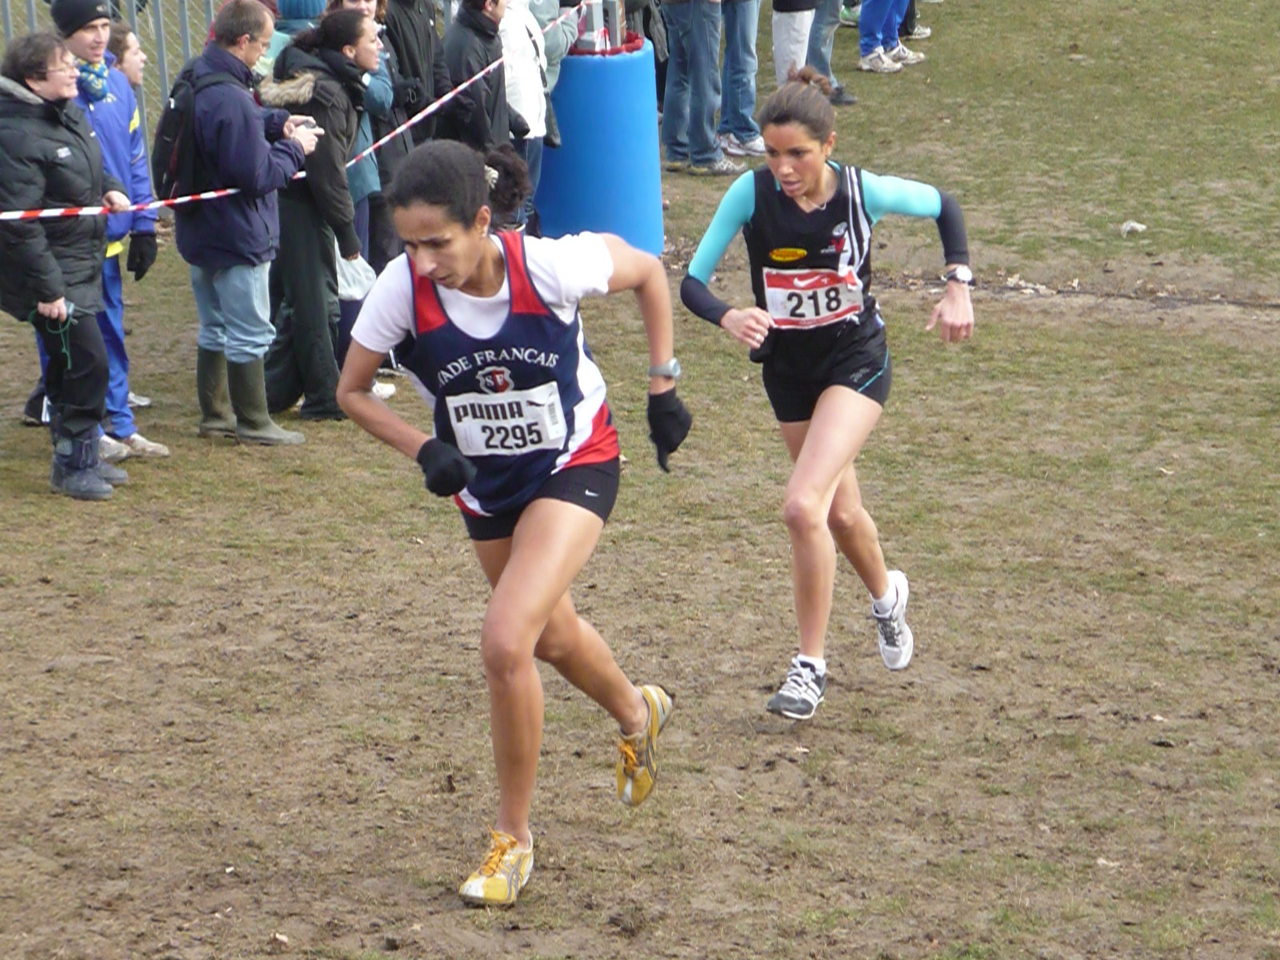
[76,58,110,103]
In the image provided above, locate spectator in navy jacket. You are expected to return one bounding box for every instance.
[174,0,320,445]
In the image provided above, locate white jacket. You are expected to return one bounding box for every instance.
[499,0,548,140]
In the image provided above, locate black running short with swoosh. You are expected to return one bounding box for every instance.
[462,457,621,541]
[761,321,892,423]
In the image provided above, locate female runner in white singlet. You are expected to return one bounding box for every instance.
[337,140,691,908]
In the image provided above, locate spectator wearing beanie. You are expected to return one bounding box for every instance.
[50,0,169,460]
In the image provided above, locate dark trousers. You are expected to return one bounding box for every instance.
[367,190,403,276]
[31,307,108,440]
[265,194,342,419]
[336,196,371,372]
[900,0,916,34]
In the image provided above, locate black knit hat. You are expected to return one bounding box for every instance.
[50,0,112,37]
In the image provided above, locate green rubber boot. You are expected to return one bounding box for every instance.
[196,347,237,438]
[226,358,305,446]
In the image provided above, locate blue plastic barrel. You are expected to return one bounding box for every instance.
[535,40,664,255]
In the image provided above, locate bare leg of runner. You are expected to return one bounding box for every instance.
[472,498,647,843]
[777,386,887,659]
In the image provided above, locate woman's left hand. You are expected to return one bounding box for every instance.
[926,282,975,343]
[102,191,131,213]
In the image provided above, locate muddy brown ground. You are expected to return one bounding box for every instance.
[2,235,1277,960]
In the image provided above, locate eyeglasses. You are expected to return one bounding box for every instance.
[45,61,77,75]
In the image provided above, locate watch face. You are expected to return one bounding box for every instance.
[948,266,973,284]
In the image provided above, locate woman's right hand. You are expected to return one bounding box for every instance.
[36,298,68,322]
[720,306,773,350]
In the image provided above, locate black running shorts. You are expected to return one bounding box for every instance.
[762,324,892,423]
[461,457,621,541]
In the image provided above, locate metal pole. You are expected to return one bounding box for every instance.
[25,0,37,33]
[149,0,171,114]
[127,0,150,145]
[3,0,14,45]
[177,0,192,61]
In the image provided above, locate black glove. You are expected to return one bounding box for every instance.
[416,438,476,497]
[646,389,692,473]
[509,108,530,142]
[126,232,157,282]
[393,77,425,109]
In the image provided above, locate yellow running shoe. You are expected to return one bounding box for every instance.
[616,684,674,806]
[458,829,533,907]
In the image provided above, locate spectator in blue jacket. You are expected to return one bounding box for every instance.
[175,0,320,445]
[50,0,167,460]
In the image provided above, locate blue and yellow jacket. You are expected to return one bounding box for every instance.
[73,51,157,257]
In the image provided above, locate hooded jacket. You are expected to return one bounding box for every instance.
[0,77,124,320]
[260,43,362,257]
[174,43,306,270]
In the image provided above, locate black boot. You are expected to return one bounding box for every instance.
[50,435,114,500]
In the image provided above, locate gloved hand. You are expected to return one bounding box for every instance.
[509,108,530,142]
[126,232,157,281]
[646,389,692,473]
[416,438,476,496]
[393,77,425,109]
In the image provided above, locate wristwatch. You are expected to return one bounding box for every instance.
[943,265,975,287]
[648,357,682,379]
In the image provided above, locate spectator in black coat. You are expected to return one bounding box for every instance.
[439,0,528,152]
[259,7,379,420]
[0,31,131,499]
[382,0,452,144]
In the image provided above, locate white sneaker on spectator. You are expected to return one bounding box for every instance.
[887,42,927,64]
[903,24,931,40]
[719,132,765,157]
[120,432,171,458]
[371,381,396,401]
[99,434,133,463]
[689,155,746,176]
[858,47,903,73]
[127,391,152,408]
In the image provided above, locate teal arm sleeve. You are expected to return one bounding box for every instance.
[862,169,969,265]
[861,170,942,223]
[686,171,756,283]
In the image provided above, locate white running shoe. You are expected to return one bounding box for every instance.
[120,432,171,458]
[766,656,828,720]
[371,381,396,401]
[887,42,927,65]
[873,570,914,670]
[858,47,903,73]
[99,434,133,463]
[719,132,765,157]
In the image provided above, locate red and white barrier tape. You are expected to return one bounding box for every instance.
[0,0,595,223]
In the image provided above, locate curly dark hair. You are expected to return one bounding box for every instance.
[389,140,531,228]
